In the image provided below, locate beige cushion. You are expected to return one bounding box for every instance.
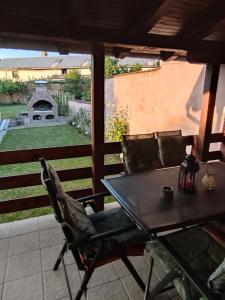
[158,135,187,167]
[122,137,162,174]
[48,165,97,243]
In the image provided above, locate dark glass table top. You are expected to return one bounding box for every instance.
[102,162,225,234]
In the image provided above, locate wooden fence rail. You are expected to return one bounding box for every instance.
[0,135,224,214]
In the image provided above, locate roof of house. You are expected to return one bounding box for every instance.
[0,55,155,70]
[0,55,90,70]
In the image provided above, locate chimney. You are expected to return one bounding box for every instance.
[41,51,48,57]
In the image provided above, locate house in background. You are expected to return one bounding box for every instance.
[0,55,91,81]
[0,54,158,81]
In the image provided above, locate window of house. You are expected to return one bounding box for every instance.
[61,69,67,74]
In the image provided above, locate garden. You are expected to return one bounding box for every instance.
[0,59,132,223]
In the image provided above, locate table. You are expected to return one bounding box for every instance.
[102,161,225,299]
[102,161,225,235]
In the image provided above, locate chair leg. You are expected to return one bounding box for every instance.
[120,254,146,292]
[75,267,95,300]
[53,241,67,271]
[74,242,105,300]
[144,256,154,300]
[148,269,179,299]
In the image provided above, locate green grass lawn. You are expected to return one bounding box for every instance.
[0,124,90,151]
[0,123,117,223]
[0,124,92,223]
[0,104,26,119]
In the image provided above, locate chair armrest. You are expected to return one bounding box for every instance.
[76,191,110,203]
[67,224,137,250]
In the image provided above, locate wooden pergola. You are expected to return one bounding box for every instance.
[0,0,225,212]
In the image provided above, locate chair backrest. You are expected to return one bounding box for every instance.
[123,133,154,141]
[40,157,97,239]
[121,133,162,174]
[40,158,64,223]
[40,158,98,269]
[155,130,187,167]
[154,130,182,139]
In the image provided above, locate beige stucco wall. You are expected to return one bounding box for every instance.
[0,69,62,81]
[105,62,225,136]
[0,67,90,81]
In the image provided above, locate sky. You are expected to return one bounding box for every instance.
[0,49,62,59]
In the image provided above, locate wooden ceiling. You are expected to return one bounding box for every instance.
[1,0,225,62]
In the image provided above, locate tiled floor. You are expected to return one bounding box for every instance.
[0,211,181,300]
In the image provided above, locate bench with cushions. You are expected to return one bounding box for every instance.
[122,129,188,174]
[147,225,225,299]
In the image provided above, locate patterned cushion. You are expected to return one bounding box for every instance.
[48,165,97,243]
[90,207,146,247]
[158,135,187,167]
[208,258,225,294]
[149,226,225,299]
[121,137,162,174]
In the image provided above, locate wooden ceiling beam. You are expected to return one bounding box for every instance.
[128,0,175,36]
[66,0,89,24]
[187,49,225,64]
[1,14,225,57]
[180,0,225,39]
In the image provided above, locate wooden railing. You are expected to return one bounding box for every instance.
[0,142,123,214]
[0,134,224,214]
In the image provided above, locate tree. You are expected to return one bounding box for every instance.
[105,57,142,78]
[64,69,83,99]
[104,57,119,78]
[106,106,129,142]
[0,80,27,104]
[129,63,142,73]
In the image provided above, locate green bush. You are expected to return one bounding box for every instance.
[106,106,129,142]
[82,76,91,101]
[64,69,83,99]
[70,108,90,136]
[0,80,27,104]
[129,63,142,72]
[53,92,70,116]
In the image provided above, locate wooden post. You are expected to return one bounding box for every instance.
[221,121,225,161]
[91,44,105,211]
[194,64,220,161]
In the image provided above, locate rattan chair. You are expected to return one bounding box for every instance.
[40,158,148,300]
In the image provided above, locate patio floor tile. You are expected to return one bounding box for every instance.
[10,217,38,236]
[121,269,172,300]
[80,263,118,288]
[0,284,3,299]
[2,273,43,300]
[0,238,9,259]
[0,224,10,240]
[40,226,64,248]
[41,244,75,271]
[8,231,40,256]
[0,258,6,284]
[87,279,129,300]
[38,214,58,230]
[5,249,42,282]
[43,264,81,300]
[0,214,182,300]
[113,256,148,278]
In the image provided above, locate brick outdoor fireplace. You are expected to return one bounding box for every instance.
[27,81,58,121]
